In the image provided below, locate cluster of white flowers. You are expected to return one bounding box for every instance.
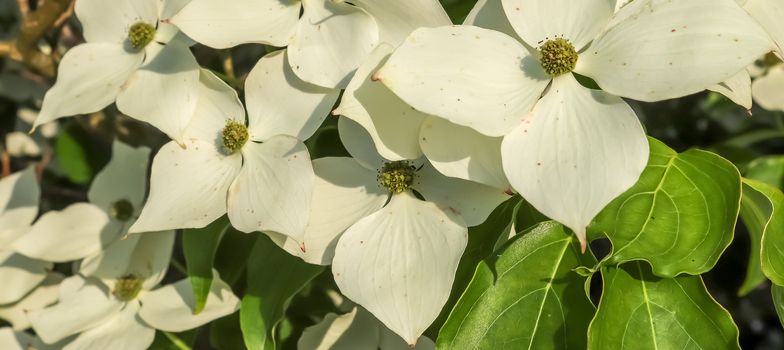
[1,0,782,348]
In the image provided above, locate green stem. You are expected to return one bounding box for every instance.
[163,332,193,350]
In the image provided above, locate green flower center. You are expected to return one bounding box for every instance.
[539,38,578,77]
[110,199,135,222]
[222,120,249,153]
[128,22,156,49]
[113,275,144,302]
[378,161,416,194]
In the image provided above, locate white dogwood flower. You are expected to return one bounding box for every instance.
[273,118,507,344]
[0,327,62,350]
[13,141,152,263]
[170,0,450,88]
[130,50,335,246]
[32,0,199,143]
[752,63,784,111]
[376,0,771,250]
[0,167,50,305]
[29,252,239,350]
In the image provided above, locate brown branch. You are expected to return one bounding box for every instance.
[5,0,73,78]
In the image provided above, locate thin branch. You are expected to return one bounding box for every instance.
[4,0,73,78]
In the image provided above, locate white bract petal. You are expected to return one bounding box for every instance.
[13,203,115,262]
[172,0,300,48]
[336,44,427,161]
[29,276,123,344]
[377,26,549,137]
[0,167,39,244]
[744,0,784,57]
[288,0,378,88]
[246,49,339,142]
[87,140,150,213]
[350,0,451,46]
[75,0,158,43]
[752,64,784,111]
[463,0,521,41]
[116,42,200,144]
[272,157,387,265]
[414,162,509,227]
[297,307,380,350]
[129,141,242,233]
[577,0,772,102]
[501,74,648,250]
[709,68,753,109]
[419,117,509,191]
[64,301,154,350]
[0,273,63,331]
[80,231,175,290]
[337,118,385,171]
[33,43,143,130]
[5,132,41,157]
[184,69,245,144]
[0,328,60,350]
[332,192,467,345]
[501,0,614,50]
[138,273,239,332]
[0,251,51,304]
[228,137,314,242]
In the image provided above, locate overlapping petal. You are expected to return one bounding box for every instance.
[377,25,549,137]
[246,49,339,142]
[75,0,158,44]
[288,0,378,88]
[138,273,239,332]
[419,117,509,190]
[0,167,39,244]
[116,42,200,144]
[752,65,784,111]
[335,44,427,161]
[271,157,387,265]
[350,0,451,46]
[0,252,51,304]
[171,0,300,48]
[87,141,150,212]
[64,301,154,350]
[709,69,753,109]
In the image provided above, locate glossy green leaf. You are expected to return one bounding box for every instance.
[426,195,521,338]
[214,226,258,287]
[738,181,771,295]
[183,216,230,314]
[743,179,784,285]
[772,284,784,328]
[588,262,740,350]
[437,221,596,349]
[591,138,741,277]
[240,235,324,350]
[738,157,784,295]
[54,122,107,185]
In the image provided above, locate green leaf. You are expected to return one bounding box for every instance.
[240,234,324,350]
[214,227,258,288]
[737,157,784,295]
[743,179,784,285]
[183,216,230,314]
[737,181,771,295]
[210,313,245,350]
[437,221,596,349]
[54,122,107,185]
[772,284,784,328]
[745,156,784,189]
[591,138,741,277]
[426,195,521,338]
[588,262,740,350]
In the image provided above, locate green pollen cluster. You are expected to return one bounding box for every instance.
[128,22,156,49]
[378,161,416,194]
[222,120,249,153]
[113,275,144,302]
[539,38,578,77]
[110,199,134,222]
